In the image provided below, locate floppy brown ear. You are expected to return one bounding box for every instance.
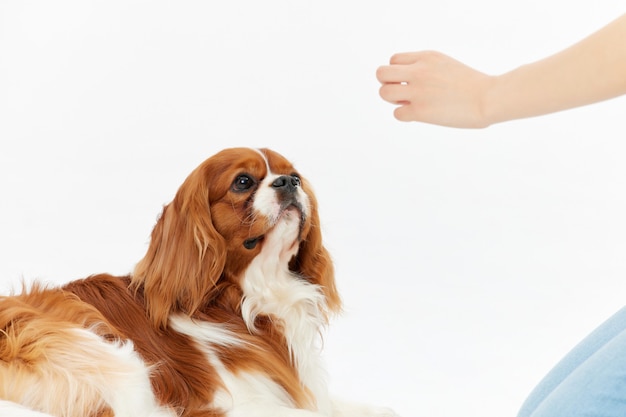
[290,182,342,320]
[132,168,226,328]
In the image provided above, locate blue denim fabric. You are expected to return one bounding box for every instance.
[518,306,626,417]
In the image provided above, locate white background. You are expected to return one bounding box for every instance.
[1,2,626,416]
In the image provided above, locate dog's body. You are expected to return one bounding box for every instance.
[0,148,397,417]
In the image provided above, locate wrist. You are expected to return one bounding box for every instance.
[480,74,506,127]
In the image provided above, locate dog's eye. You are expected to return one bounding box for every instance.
[232,174,255,192]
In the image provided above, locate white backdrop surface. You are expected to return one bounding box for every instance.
[1,2,626,416]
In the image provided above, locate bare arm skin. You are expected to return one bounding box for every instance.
[376,13,626,128]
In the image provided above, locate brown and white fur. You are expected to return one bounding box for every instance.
[0,148,397,417]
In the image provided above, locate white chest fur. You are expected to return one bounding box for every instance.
[171,213,332,415]
[241,211,330,409]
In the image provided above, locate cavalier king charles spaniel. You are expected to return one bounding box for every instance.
[0,148,398,417]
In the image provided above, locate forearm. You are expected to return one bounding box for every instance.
[484,13,626,125]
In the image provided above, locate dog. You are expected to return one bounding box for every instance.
[0,148,398,417]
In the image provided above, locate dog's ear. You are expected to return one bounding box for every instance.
[290,180,342,320]
[132,167,226,328]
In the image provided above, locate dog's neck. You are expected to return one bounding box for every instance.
[239,217,331,414]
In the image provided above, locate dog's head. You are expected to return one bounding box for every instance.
[132,148,341,328]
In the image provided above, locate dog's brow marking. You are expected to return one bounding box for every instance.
[252,148,273,175]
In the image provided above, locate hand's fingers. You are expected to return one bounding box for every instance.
[393,104,416,122]
[389,52,425,65]
[379,83,411,104]
[376,65,410,83]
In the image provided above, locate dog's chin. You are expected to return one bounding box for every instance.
[279,203,304,222]
[243,204,305,251]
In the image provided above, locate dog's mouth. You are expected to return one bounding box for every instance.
[243,235,264,250]
[243,203,305,250]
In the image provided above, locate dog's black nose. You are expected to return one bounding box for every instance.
[271,175,300,193]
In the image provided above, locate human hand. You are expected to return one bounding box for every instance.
[376,51,495,128]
